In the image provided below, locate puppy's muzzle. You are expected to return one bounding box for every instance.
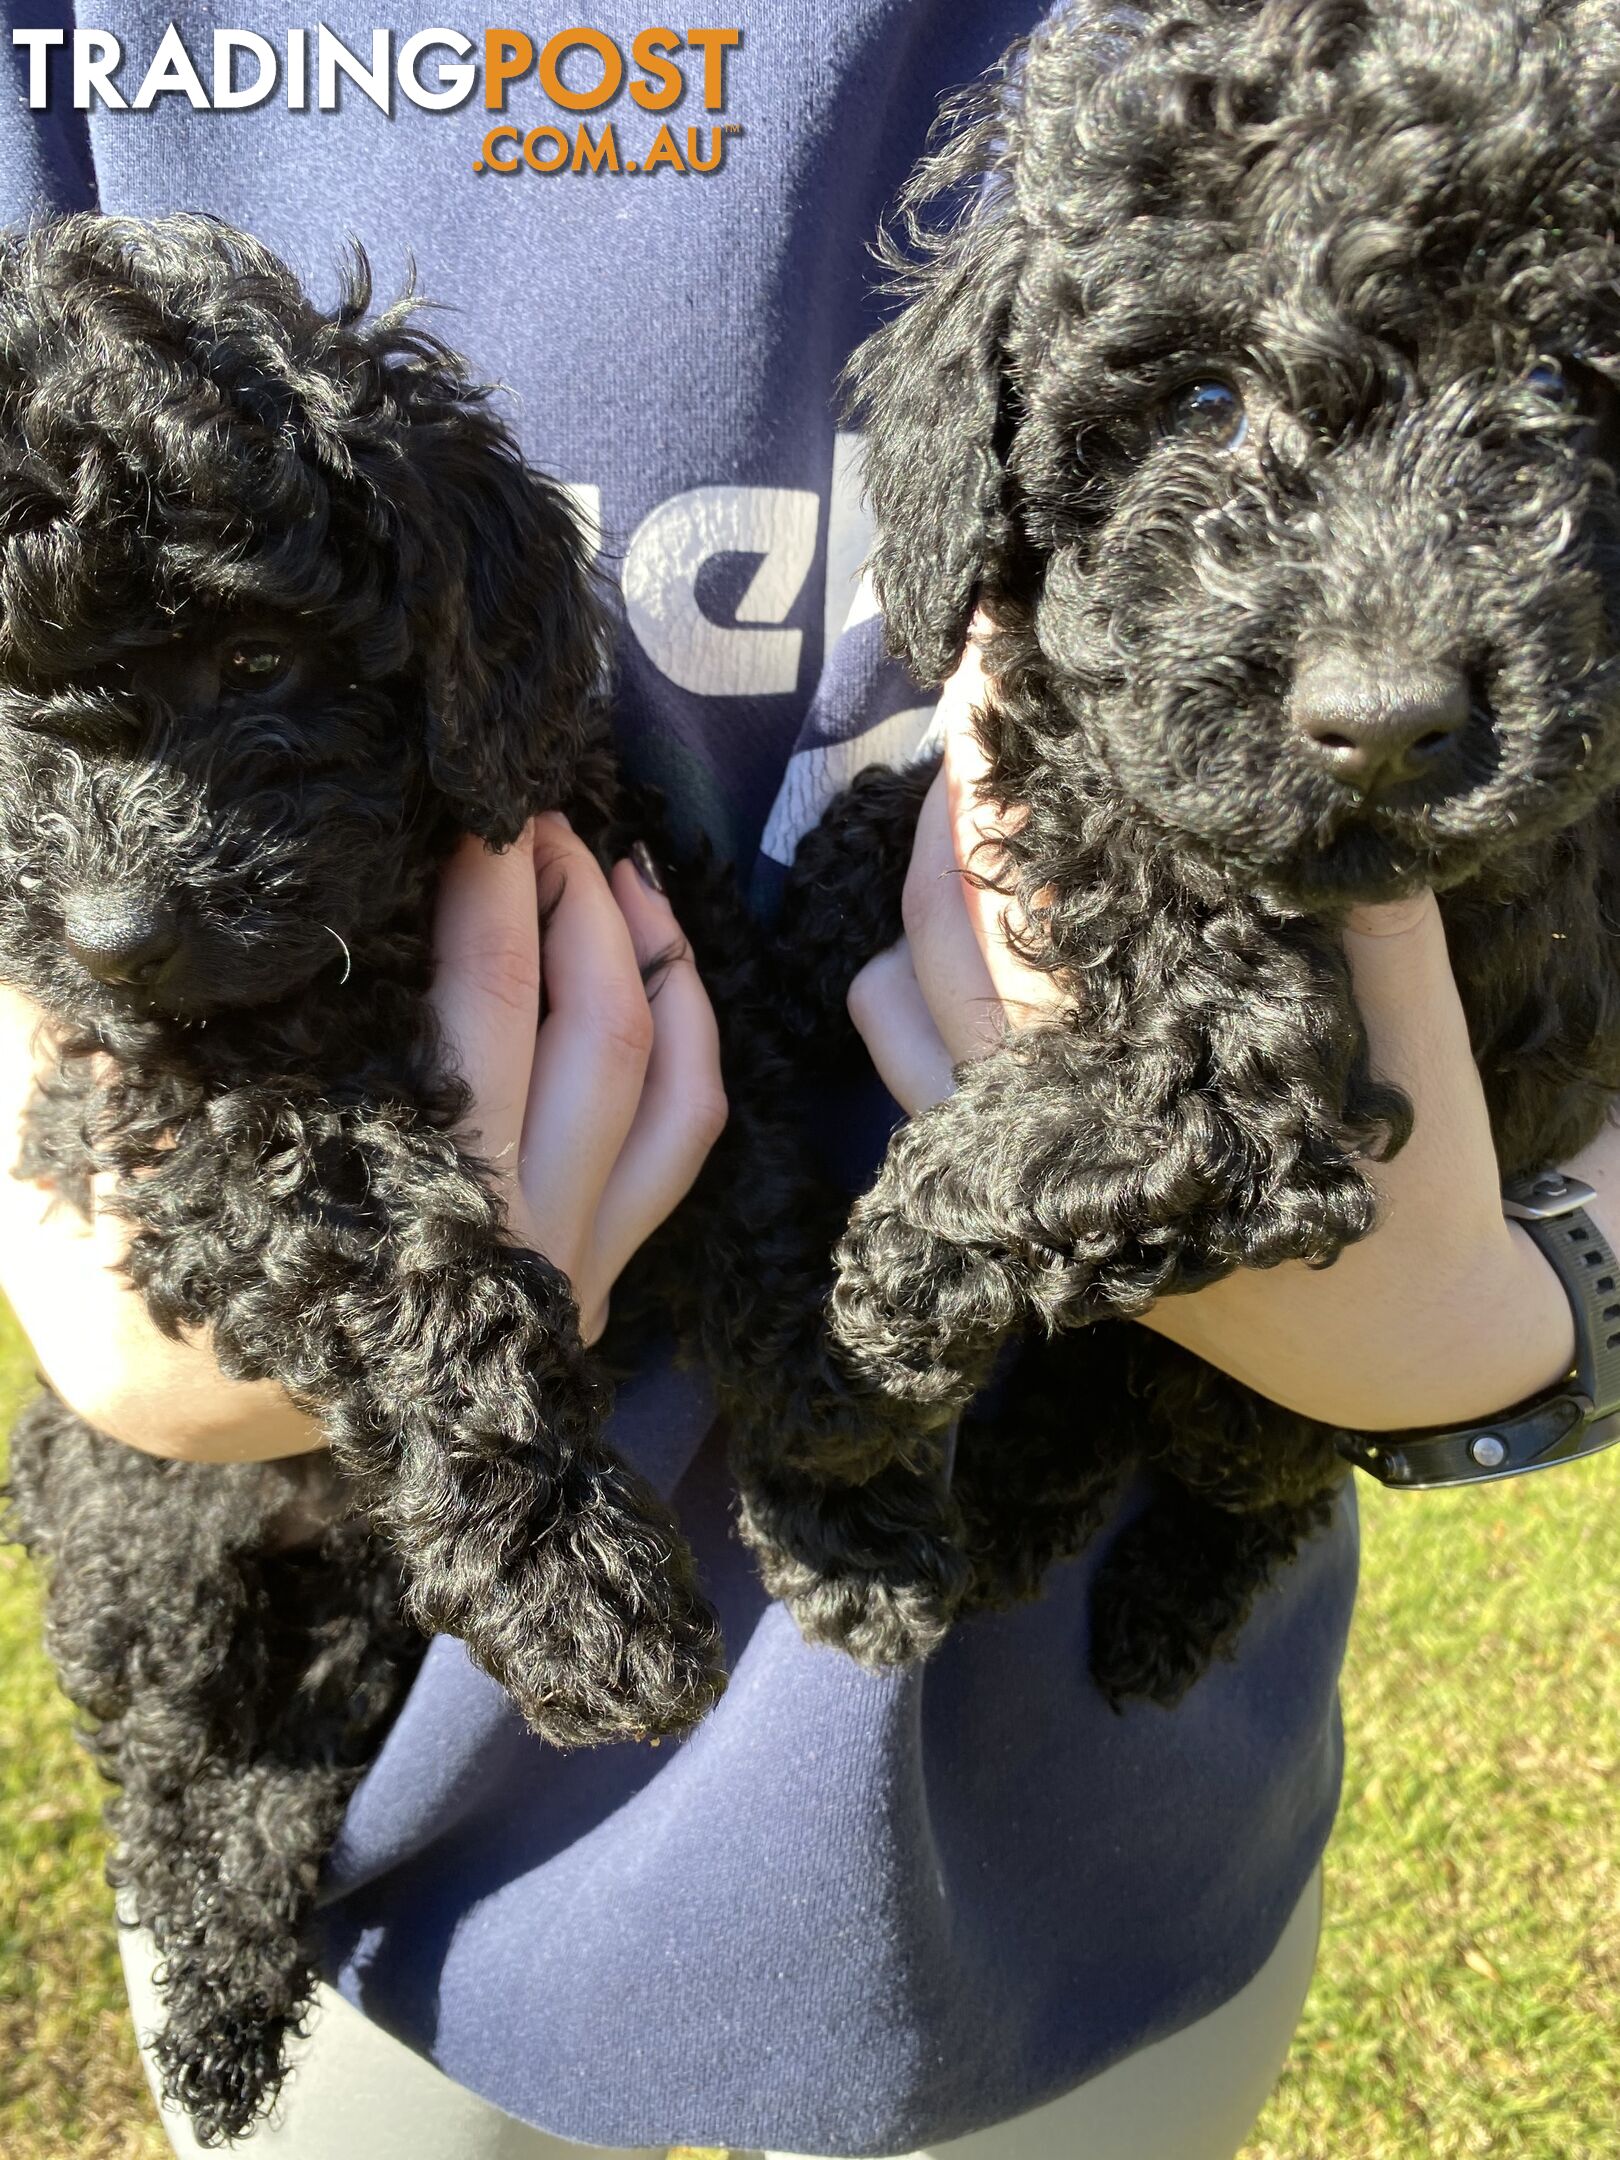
[1291,650,1470,795]
[64,890,181,989]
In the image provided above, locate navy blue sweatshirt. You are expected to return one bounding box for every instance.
[0,6,1357,2149]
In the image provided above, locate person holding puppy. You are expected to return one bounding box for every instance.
[0,3,1606,2157]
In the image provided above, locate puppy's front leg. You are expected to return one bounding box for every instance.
[118,1095,726,1744]
[831,918,1409,1403]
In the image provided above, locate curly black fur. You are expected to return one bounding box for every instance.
[741,0,1620,1695]
[4,1397,423,2133]
[0,213,846,2143]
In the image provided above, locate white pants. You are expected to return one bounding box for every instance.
[123,1865,1321,2160]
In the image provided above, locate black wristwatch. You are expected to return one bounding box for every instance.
[1335,1171,1620,1490]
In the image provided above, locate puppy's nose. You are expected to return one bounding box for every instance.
[1291,653,1470,794]
[64,895,180,987]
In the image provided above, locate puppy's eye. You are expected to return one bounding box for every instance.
[223,642,290,692]
[1523,356,1616,418]
[1526,359,1573,404]
[1521,357,1620,451]
[1156,378,1248,451]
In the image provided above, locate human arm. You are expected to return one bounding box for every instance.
[848,635,1587,1434]
[0,816,725,1461]
[0,985,323,1460]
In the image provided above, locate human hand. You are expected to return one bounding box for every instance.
[847,629,1039,1114]
[429,814,728,1344]
[0,983,325,1461]
[0,816,726,1458]
[845,630,1576,1432]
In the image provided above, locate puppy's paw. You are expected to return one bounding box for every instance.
[406,1449,726,1746]
[776,1557,960,1668]
[830,1213,1013,1409]
[736,1460,973,1670]
[1085,1493,1317,1710]
[518,1460,727,1746]
[779,1371,948,1484]
[1088,1592,1220,1711]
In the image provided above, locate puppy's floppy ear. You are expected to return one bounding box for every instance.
[326,258,607,844]
[405,414,609,845]
[844,98,1026,686]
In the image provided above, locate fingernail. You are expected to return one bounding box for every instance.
[630,840,666,895]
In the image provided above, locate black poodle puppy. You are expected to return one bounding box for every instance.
[6,1401,425,2145]
[740,0,1620,1697]
[0,213,848,2143]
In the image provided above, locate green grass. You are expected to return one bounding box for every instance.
[1246,1449,1620,2160]
[1,1296,1615,2160]
[0,1303,166,2159]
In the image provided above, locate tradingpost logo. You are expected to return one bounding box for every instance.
[11,25,747,179]
[477,27,742,176]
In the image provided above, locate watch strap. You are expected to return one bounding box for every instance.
[1504,1174,1620,1418]
[1335,1390,1620,1490]
[1336,1170,1620,1490]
